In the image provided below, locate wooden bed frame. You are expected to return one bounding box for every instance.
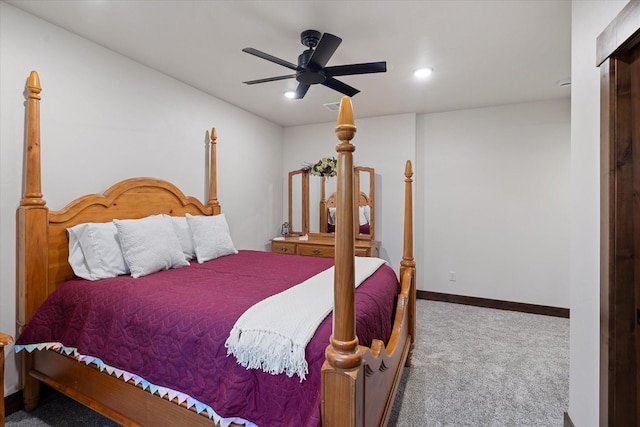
[16,70,416,427]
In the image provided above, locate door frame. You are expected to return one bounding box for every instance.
[597,1,640,426]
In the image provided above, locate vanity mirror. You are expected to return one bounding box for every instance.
[276,165,380,258]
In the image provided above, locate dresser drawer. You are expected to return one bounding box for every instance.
[355,247,371,257]
[272,241,297,255]
[298,244,334,258]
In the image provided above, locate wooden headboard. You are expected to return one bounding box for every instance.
[47,178,218,290]
[17,71,221,328]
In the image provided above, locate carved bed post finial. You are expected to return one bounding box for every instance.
[326,96,360,371]
[401,160,415,270]
[207,128,221,214]
[21,71,45,207]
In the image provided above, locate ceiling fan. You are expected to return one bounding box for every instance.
[242,29,387,99]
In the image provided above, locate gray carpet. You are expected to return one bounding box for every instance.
[388,300,569,426]
[6,300,569,426]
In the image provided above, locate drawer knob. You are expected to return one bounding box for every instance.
[313,249,321,255]
[281,247,288,252]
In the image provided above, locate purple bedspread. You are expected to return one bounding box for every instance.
[17,250,399,426]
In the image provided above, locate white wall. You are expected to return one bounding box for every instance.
[284,99,572,308]
[0,2,283,397]
[417,100,571,308]
[568,1,629,425]
[283,113,416,271]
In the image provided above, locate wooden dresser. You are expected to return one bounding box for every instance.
[271,234,380,258]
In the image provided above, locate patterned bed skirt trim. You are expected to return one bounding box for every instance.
[14,343,257,427]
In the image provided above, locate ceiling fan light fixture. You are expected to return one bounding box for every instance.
[414,68,433,78]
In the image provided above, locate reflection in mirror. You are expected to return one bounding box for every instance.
[354,166,374,240]
[288,170,308,235]
[309,176,325,234]
[315,166,375,240]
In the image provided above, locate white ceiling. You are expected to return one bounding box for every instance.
[6,0,572,127]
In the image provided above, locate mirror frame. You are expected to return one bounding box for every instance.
[288,169,309,235]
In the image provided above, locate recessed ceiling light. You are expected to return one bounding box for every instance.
[414,68,433,78]
[284,91,296,99]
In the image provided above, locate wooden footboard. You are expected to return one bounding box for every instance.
[16,72,415,427]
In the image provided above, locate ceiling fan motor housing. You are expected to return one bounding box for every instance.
[297,49,326,84]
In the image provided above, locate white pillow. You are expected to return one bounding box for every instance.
[186,213,238,263]
[167,215,196,260]
[67,222,130,280]
[113,215,189,278]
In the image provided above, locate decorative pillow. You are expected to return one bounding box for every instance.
[113,214,189,278]
[167,215,196,260]
[67,222,130,280]
[186,213,238,263]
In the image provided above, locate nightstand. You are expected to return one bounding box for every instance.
[1,333,13,425]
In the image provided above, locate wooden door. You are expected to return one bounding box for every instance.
[597,2,640,426]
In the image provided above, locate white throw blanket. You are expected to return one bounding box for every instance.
[225,256,387,382]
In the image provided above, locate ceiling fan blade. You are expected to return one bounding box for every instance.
[307,33,342,69]
[324,61,387,77]
[243,74,296,85]
[294,83,311,99]
[242,48,298,71]
[322,77,360,97]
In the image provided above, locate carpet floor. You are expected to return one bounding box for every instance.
[6,299,569,426]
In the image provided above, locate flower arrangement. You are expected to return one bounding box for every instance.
[302,157,337,177]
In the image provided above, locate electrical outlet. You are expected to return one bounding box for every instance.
[449,271,456,282]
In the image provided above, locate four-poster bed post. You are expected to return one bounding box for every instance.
[207,127,221,214]
[322,97,415,426]
[17,71,49,411]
